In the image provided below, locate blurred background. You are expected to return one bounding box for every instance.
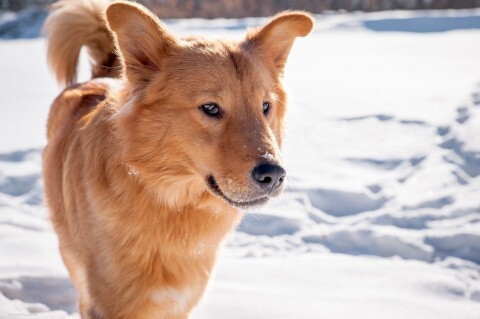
[0,1,480,318]
[2,0,480,38]
[2,0,480,17]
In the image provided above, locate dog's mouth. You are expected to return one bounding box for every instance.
[206,176,269,208]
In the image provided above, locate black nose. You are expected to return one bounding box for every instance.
[252,163,286,190]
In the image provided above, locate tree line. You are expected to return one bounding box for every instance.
[2,0,479,18]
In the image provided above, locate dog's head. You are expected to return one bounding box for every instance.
[106,2,314,209]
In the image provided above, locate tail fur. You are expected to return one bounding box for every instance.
[43,0,119,86]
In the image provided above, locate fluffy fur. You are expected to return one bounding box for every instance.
[43,1,313,318]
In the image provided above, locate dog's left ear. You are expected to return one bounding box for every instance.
[245,11,314,74]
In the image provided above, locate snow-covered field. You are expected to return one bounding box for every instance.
[1,9,480,318]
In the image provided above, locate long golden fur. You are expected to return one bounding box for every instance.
[42,1,313,318]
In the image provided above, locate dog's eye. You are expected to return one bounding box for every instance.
[262,102,271,115]
[200,103,221,118]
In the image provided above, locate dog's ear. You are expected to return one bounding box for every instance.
[106,1,177,83]
[245,11,314,74]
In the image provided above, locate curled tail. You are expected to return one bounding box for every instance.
[43,0,120,86]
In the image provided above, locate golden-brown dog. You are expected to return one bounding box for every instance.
[42,0,313,318]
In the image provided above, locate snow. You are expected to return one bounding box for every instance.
[1,8,480,318]
[193,254,480,319]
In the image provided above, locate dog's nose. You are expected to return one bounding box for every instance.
[252,163,286,190]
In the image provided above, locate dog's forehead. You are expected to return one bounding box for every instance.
[175,38,271,84]
[155,37,279,111]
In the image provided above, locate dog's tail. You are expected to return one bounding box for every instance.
[43,0,120,86]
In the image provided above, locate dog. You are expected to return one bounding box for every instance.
[42,0,313,318]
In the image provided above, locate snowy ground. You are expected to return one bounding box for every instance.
[1,9,480,319]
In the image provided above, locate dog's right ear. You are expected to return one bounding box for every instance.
[106,1,177,84]
[245,12,314,75]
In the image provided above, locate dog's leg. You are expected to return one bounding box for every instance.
[59,244,92,317]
